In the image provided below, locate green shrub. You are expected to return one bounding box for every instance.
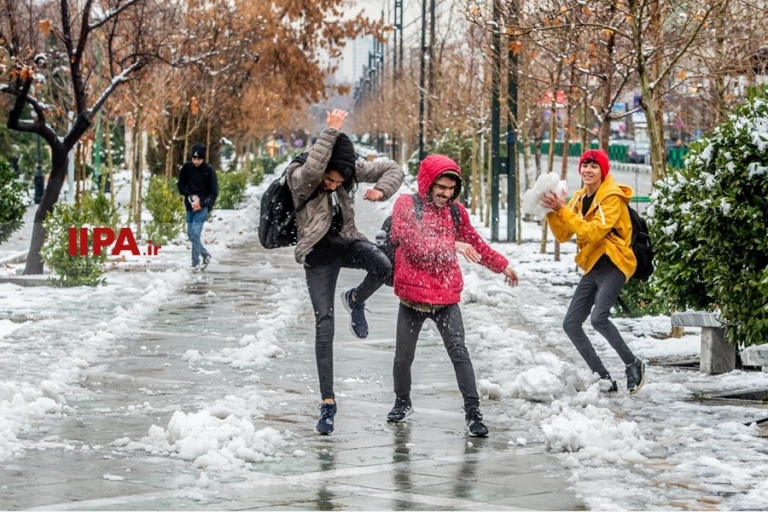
[246,159,265,186]
[648,85,768,346]
[216,170,248,209]
[614,279,665,318]
[0,160,26,244]
[80,191,120,231]
[145,176,185,245]
[257,155,283,176]
[41,202,107,287]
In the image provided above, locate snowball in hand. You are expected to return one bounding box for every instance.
[522,173,568,219]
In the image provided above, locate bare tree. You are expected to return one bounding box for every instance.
[1,0,165,274]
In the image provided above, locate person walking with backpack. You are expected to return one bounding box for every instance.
[387,154,519,437]
[541,149,646,394]
[288,109,403,435]
[177,144,218,271]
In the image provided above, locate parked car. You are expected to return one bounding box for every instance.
[627,142,650,164]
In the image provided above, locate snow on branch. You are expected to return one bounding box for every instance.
[88,60,145,117]
[89,0,142,31]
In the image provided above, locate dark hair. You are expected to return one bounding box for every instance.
[436,171,462,200]
[338,165,358,193]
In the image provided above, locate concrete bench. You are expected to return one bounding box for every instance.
[671,312,735,375]
[740,344,768,373]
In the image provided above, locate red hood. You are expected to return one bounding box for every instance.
[417,154,462,200]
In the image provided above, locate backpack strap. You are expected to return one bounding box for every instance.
[411,193,424,221]
[285,165,318,214]
[610,202,631,244]
[449,203,461,235]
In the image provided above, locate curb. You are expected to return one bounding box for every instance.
[0,275,49,287]
[0,250,28,266]
[613,162,651,173]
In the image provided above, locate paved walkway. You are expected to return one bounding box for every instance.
[0,197,583,511]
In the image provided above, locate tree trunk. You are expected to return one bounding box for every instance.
[534,131,542,177]
[582,86,589,151]
[206,116,212,156]
[182,110,192,165]
[555,72,575,262]
[599,4,617,150]
[105,116,114,205]
[471,133,480,215]
[136,132,144,241]
[23,146,69,275]
[635,0,667,183]
[516,144,523,244]
[75,143,82,205]
[521,119,532,193]
[547,103,557,175]
[484,133,491,228]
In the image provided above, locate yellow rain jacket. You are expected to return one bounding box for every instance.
[546,174,637,281]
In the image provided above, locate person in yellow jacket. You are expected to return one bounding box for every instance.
[542,149,646,395]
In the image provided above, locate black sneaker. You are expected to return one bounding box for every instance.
[316,402,337,435]
[626,359,646,395]
[201,254,211,270]
[341,289,368,339]
[599,373,619,393]
[387,398,413,422]
[465,408,489,437]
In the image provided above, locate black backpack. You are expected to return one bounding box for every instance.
[618,204,654,281]
[258,153,314,249]
[376,194,461,286]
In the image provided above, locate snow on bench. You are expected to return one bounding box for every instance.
[671,311,735,375]
[740,345,768,374]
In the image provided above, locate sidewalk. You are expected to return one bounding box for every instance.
[1,171,767,510]
[0,182,581,511]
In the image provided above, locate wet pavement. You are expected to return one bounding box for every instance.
[1,198,583,511]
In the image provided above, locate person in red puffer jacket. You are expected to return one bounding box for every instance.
[387,154,519,437]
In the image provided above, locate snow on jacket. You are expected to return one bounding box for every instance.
[546,173,637,281]
[287,128,404,263]
[390,154,509,305]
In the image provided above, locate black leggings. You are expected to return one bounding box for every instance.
[304,238,391,400]
[393,303,480,410]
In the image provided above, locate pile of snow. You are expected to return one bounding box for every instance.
[124,393,290,470]
[0,319,25,339]
[541,402,651,464]
[522,172,567,218]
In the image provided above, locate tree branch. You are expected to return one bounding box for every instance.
[3,80,58,146]
[89,0,142,30]
[87,59,146,119]
[652,1,725,90]
[513,22,632,43]
[75,0,95,64]
[62,112,92,150]
[60,0,87,114]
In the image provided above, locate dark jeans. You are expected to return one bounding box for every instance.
[393,303,480,410]
[304,238,391,400]
[563,256,636,378]
[185,208,209,266]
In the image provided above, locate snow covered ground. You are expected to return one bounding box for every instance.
[1,161,767,510]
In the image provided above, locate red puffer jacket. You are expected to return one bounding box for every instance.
[390,154,509,305]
